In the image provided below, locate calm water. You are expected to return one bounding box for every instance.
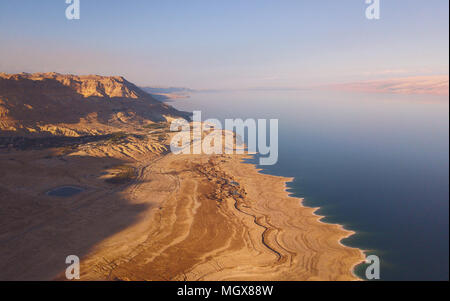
[173,89,449,281]
[47,186,84,197]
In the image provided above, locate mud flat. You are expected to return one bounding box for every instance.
[71,153,364,281]
[0,133,364,281]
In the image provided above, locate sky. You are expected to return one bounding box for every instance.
[0,0,448,90]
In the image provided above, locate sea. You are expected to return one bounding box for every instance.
[172,89,449,280]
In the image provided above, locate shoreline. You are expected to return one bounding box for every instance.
[219,154,366,280]
[0,133,366,280]
[244,155,367,279]
[70,151,366,280]
[280,169,367,279]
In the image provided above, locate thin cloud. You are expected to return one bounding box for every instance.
[330,75,449,96]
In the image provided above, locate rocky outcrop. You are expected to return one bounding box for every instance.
[0,73,190,137]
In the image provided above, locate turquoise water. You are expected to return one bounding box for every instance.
[173,89,449,281]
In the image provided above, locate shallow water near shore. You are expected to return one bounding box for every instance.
[173,89,449,280]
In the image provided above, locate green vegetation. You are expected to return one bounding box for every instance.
[143,122,168,130]
[107,132,128,144]
[156,133,168,142]
[61,144,78,155]
[105,165,136,184]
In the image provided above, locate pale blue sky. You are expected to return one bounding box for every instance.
[0,0,448,89]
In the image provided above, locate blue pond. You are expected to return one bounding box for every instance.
[47,186,84,197]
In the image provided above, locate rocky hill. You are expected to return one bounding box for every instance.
[0,72,190,136]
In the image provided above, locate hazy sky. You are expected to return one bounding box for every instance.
[0,0,448,89]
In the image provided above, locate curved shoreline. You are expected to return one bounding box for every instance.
[235,155,366,280]
[245,154,367,279]
[283,175,367,279]
[0,136,366,280]
[64,151,367,281]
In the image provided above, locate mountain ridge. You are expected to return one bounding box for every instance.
[0,72,190,137]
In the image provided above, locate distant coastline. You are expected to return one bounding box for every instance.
[140,86,193,102]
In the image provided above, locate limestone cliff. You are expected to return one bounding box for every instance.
[0,72,190,136]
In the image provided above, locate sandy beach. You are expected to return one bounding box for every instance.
[0,131,364,281]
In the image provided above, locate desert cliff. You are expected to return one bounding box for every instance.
[0,72,189,137]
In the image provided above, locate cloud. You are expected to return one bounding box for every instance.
[331,75,449,96]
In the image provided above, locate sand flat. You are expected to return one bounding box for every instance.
[70,153,364,281]
[0,139,364,281]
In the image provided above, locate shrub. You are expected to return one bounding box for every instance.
[105,165,136,184]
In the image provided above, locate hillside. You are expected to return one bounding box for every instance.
[0,72,190,136]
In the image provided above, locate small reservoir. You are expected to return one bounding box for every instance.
[47,186,84,198]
